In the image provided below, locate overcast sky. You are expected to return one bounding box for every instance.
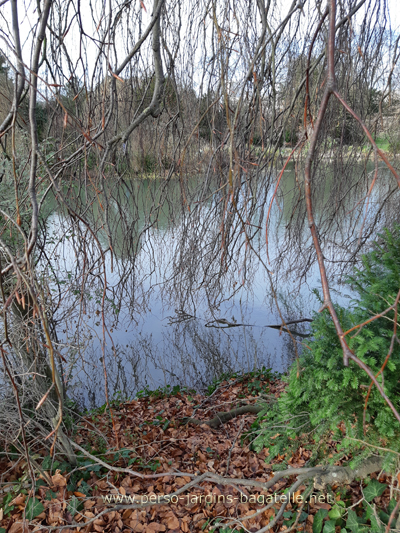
[0,0,399,89]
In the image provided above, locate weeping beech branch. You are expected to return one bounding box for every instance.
[302,0,400,425]
[103,0,166,155]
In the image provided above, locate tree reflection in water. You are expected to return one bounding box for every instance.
[41,166,397,408]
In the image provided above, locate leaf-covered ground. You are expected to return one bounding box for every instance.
[0,373,396,533]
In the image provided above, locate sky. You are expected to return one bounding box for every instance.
[0,0,399,93]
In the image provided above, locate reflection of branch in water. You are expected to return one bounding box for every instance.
[204,317,313,338]
[271,328,311,339]
[265,318,313,327]
[205,318,247,328]
[165,308,196,325]
[63,307,289,408]
[167,311,313,340]
[264,318,313,338]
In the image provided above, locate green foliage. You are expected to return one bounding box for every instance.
[41,456,70,474]
[207,366,275,396]
[345,509,360,532]
[77,480,92,495]
[379,498,400,529]
[363,479,387,502]
[128,456,161,471]
[35,102,48,142]
[322,521,336,533]
[367,88,382,115]
[328,500,346,520]
[251,133,263,147]
[67,495,82,518]
[45,490,58,501]
[282,509,308,527]
[1,492,15,516]
[310,482,395,533]
[25,498,45,520]
[139,153,157,173]
[284,128,298,145]
[373,135,390,153]
[313,509,328,532]
[253,226,400,461]
[277,128,297,147]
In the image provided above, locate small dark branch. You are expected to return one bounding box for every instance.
[348,351,400,425]
[0,0,25,133]
[305,7,329,130]
[385,497,400,533]
[182,404,266,429]
[225,419,245,475]
[363,289,400,433]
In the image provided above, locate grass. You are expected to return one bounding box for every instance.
[374,135,390,152]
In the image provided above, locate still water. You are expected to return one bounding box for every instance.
[43,162,398,408]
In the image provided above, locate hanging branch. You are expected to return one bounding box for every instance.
[303,0,400,425]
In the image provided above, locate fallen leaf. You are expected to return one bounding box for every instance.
[314,502,331,510]
[123,508,133,519]
[11,494,26,506]
[165,512,179,529]
[146,523,166,532]
[9,522,29,533]
[52,472,67,489]
[130,522,144,532]
[84,500,96,509]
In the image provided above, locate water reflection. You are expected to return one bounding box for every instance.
[41,163,399,408]
[69,317,297,410]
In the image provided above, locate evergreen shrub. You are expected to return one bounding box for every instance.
[253,226,400,463]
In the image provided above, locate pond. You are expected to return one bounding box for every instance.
[42,160,399,408]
